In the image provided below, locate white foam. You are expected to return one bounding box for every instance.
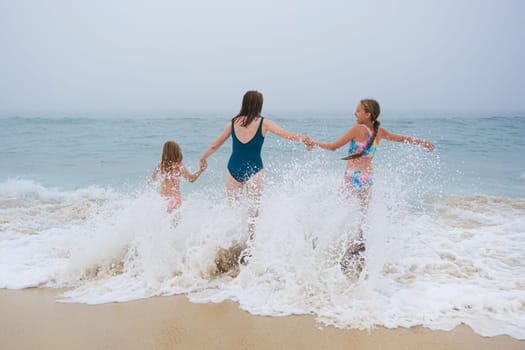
[1,163,524,339]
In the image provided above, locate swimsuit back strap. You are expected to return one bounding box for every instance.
[258,117,264,136]
[359,124,373,139]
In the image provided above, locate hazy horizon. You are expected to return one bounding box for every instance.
[1,0,524,116]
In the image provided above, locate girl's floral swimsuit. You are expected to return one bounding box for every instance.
[157,166,182,212]
[344,124,377,191]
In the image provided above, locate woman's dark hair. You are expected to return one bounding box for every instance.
[342,99,381,160]
[233,90,263,127]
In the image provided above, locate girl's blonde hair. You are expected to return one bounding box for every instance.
[161,141,183,173]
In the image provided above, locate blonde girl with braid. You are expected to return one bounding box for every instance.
[309,99,434,266]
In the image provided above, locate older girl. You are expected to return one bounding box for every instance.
[309,99,434,270]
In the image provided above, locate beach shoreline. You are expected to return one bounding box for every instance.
[0,288,523,350]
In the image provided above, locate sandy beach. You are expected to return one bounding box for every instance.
[0,288,522,350]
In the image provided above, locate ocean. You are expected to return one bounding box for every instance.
[1,113,524,339]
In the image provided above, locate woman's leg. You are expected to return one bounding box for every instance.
[226,171,243,204]
[245,170,264,240]
[225,169,265,239]
[223,170,264,266]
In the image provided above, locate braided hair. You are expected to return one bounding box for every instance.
[342,99,381,160]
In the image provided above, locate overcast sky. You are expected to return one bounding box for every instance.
[1,0,524,116]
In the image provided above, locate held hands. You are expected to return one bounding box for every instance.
[303,135,315,151]
[199,157,207,172]
[421,140,435,152]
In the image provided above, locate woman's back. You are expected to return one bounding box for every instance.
[228,116,265,183]
[232,116,265,143]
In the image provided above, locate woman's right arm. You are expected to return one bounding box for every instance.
[199,123,232,164]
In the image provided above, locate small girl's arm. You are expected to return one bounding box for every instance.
[178,163,206,183]
[150,164,160,182]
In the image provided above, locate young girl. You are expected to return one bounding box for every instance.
[309,99,434,270]
[151,141,206,212]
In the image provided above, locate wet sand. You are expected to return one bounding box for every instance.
[0,288,523,350]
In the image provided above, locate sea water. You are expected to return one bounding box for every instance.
[1,112,524,339]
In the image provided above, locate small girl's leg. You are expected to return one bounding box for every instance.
[166,195,181,213]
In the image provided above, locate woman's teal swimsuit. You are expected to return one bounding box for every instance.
[227,117,265,183]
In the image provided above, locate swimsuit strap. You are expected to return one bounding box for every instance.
[344,124,377,160]
[231,117,264,143]
[359,124,373,141]
[257,116,264,134]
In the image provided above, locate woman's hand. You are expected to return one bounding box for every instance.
[200,160,207,172]
[303,135,314,151]
[199,157,207,170]
[421,140,435,151]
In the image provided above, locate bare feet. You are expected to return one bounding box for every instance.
[214,241,248,275]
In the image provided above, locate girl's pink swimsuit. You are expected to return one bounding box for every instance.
[157,166,182,212]
[166,195,181,212]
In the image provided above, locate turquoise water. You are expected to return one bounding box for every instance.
[1,114,524,197]
[1,113,525,339]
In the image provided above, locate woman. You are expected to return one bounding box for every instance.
[200,90,309,240]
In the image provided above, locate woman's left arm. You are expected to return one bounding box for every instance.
[264,119,307,142]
